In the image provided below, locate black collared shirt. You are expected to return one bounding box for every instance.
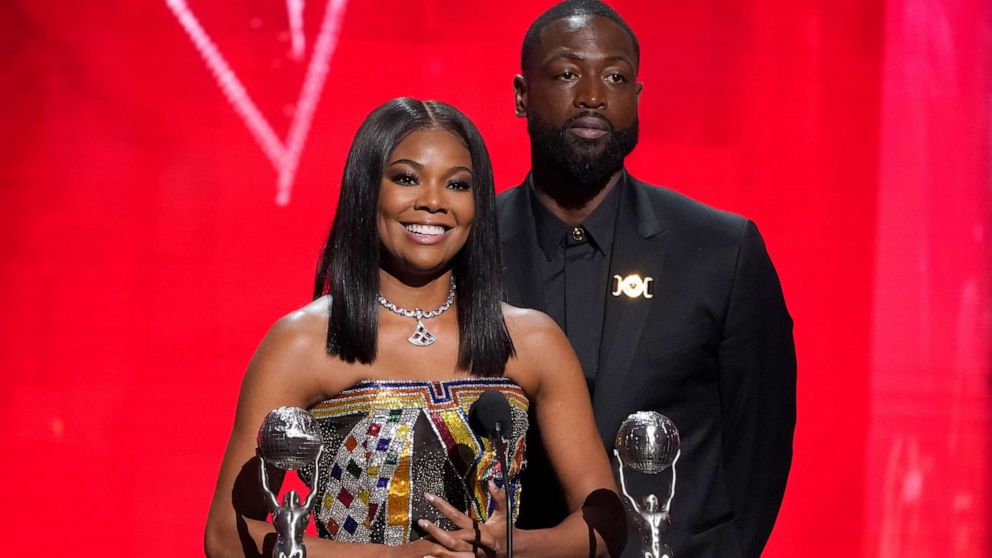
[528,174,624,387]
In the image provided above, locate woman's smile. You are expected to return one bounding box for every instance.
[402,222,451,244]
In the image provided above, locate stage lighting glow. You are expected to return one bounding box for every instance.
[165,0,349,205]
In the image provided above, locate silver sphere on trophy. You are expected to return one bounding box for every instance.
[614,411,681,558]
[615,411,680,473]
[257,406,325,558]
[258,406,324,468]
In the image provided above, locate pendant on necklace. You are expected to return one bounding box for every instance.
[408,318,437,347]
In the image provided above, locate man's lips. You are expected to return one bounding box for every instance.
[568,116,612,140]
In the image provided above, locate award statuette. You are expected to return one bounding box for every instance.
[257,406,325,558]
[614,411,681,558]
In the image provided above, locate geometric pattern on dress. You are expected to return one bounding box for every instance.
[316,407,418,544]
[424,407,489,519]
[424,409,528,521]
[309,377,529,544]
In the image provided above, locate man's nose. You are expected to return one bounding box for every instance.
[575,77,606,110]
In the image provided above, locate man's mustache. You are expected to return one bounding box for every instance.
[565,111,615,133]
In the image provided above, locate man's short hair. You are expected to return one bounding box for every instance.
[521,0,640,74]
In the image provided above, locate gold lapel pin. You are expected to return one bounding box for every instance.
[611,274,655,299]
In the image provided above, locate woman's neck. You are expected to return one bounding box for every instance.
[378,269,454,311]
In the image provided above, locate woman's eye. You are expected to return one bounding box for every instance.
[448,179,472,191]
[392,172,418,185]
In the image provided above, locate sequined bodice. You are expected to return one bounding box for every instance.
[303,378,529,545]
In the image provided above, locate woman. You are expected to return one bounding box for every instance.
[205,98,623,558]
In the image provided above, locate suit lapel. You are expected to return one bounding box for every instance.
[499,183,547,313]
[592,178,668,432]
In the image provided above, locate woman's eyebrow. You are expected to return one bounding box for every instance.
[388,158,423,169]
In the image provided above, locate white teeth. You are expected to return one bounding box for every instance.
[405,224,445,236]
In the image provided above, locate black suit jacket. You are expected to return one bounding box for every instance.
[497,173,796,558]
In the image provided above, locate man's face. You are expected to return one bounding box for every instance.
[516,15,642,187]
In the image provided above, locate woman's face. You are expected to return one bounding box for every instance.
[377,127,476,279]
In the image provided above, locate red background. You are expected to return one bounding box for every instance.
[1,1,989,555]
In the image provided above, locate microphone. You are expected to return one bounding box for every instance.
[468,390,514,558]
[469,390,513,440]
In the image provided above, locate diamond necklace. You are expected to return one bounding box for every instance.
[377,277,456,347]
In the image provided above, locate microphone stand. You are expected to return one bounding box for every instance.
[493,423,513,558]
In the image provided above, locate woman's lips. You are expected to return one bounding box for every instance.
[403,223,449,245]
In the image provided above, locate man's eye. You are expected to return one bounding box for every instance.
[559,71,577,80]
[392,172,418,185]
[607,73,626,83]
[448,180,472,191]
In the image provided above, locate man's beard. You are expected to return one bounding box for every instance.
[528,112,638,210]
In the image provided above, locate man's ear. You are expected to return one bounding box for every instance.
[636,81,644,102]
[513,74,528,118]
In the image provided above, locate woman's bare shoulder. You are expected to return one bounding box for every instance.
[263,296,330,353]
[501,302,561,340]
[242,296,342,403]
[501,303,577,387]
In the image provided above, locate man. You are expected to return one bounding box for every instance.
[497,2,797,557]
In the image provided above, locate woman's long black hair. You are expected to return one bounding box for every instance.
[313,98,514,377]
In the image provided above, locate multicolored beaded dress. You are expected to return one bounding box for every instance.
[301,377,528,546]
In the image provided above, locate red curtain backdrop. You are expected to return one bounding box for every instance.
[1,1,988,555]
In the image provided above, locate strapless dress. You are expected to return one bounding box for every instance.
[301,377,529,545]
